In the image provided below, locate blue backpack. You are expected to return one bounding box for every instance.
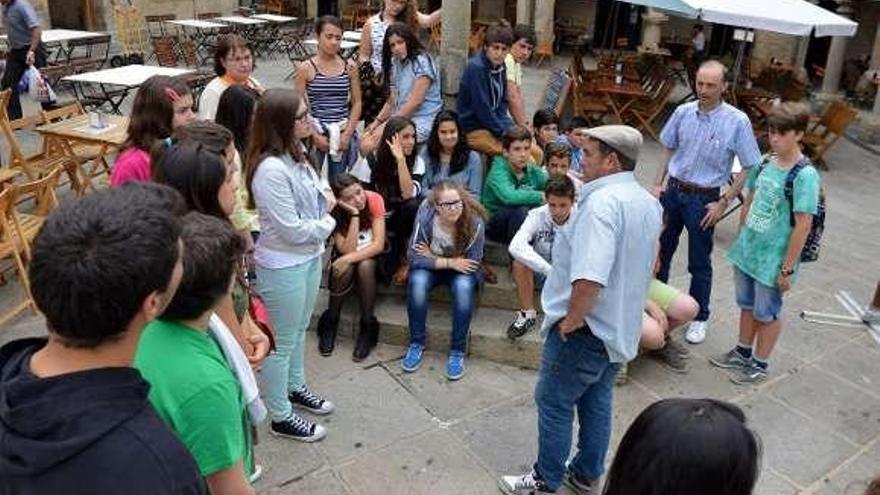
[757,156,825,263]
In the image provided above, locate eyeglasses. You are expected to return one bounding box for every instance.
[437,200,463,210]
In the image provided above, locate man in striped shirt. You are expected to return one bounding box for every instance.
[650,60,762,345]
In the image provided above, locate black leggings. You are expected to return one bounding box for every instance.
[383,197,420,277]
[1,45,48,121]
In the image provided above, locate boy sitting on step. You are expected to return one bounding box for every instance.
[507,176,576,339]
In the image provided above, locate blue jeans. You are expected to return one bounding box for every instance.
[534,323,618,491]
[256,257,322,422]
[407,268,478,353]
[733,267,783,323]
[657,185,719,321]
[487,205,530,245]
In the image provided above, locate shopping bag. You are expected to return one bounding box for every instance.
[23,66,56,104]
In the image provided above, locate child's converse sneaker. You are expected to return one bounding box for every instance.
[498,471,554,494]
[508,309,537,339]
[270,413,326,442]
[685,320,707,344]
[289,385,334,415]
[446,350,466,380]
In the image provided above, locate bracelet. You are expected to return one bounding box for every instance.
[350,214,359,217]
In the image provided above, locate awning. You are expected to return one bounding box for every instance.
[619,0,858,37]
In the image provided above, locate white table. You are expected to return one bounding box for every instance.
[63,65,194,114]
[165,19,227,29]
[214,16,268,26]
[0,29,106,44]
[343,30,362,42]
[251,14,297,23]
[303,39,359,50]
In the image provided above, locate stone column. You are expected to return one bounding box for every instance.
[440,0,471,108]
[873,21,880,114]
[307,0,318,18]
[516,0,531,25]
[533,0,555,48]
[820,0,855,94]
[639,8,667,51]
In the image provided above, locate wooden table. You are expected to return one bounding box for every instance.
[35,114,129,193]
[62,65,194,114]
[595,80,647,124]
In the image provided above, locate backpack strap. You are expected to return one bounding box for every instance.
[783,156,811,227]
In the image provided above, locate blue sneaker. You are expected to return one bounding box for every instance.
[446,350,466,380]
[401,344,424,372]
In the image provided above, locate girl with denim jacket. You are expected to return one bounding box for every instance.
[402,181,486,381]
[246,89,335,443]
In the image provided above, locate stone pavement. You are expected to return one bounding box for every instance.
[1,53,879,494]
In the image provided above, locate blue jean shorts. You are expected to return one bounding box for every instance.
[733,267,783,323]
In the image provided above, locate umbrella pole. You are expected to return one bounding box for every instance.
[732,39,746,92]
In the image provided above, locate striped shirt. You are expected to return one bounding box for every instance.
[659,101,762,188]
[305,58,351,124]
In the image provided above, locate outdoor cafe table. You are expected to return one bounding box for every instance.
[166,19,227,63]
[343,30,362,42]
[62,65,194,114]
[594,80,648,124]
[0,29,108,63]
[35,114,129,193]
[251,14,297,23]
[302,39,359,58]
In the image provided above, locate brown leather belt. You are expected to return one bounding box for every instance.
[668,177,719,196]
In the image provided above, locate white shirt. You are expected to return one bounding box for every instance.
[693,32,706,52]
[508,204,575,276]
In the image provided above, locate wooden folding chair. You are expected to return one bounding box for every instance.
[533,41,554,67]
[626,78,674,141]
[0,90,79,190]
[802,100,858,169]
[12,165,62,236]
[0,187,38,327]
[41,102,111,188]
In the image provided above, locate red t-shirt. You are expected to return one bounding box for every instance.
[364,190,386,220]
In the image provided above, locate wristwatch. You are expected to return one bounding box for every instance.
[780,265,795,277]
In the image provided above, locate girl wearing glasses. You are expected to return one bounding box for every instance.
[402,181,486,381]
[246,89,335,443]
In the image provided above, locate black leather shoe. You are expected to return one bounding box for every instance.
[316,310,338,356]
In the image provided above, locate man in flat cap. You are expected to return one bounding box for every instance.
[500,126,662,494]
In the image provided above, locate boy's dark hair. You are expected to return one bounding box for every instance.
[604,398,760,495]
[563,116,589,133]
[484,19,514,47]
[512,23,536,47]
[767,101,810,133]
[533,109,559,130]
[542,141,571,167]
[544,175,575,200]
[29,183,185,348]
[153,142,230,219]
[213,33,251,77]
[216,84,260,153]
[592,137,637,172]
[502,124,532,149]
[694,24,704,32]
[161,212,246,321]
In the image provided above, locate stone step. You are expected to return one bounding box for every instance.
[376,262,541,312]
[483,241,512,266]
[311,292,544,370]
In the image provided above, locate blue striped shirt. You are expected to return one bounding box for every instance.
[305,59,351,124]
[660,101,762,188]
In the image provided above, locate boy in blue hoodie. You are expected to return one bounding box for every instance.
[457,20,515,157]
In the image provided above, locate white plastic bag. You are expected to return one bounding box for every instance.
[349,154,371,183]
[24,66,56,104]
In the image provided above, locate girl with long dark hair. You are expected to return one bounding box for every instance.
[421,110,483,199]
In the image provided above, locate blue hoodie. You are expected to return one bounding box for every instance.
[407,199,485,281]
[457,50,512,137]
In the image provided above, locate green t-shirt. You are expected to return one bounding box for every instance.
[134,319,254,479]
[726,158,820,288]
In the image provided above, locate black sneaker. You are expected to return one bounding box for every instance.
[563,470,599,494]
[709,348,751,369]
[508,310,537,340]
[289,385,335,415]
[729,361,769,385]
[270,413,326,442]
[650,342,689,374]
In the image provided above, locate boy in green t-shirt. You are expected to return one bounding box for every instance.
[482,125,548,245]
[711,102,821,385]
[135,212,256,494]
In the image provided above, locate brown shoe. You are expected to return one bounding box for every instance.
[482,262,498,285]
[650,342,690,374]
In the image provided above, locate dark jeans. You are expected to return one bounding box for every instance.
[657,184,719,321]
[383,197,420,277]
[1,46,48,120]
[486,205,530,245]
[534,322,618,490]
[407,268,479,353]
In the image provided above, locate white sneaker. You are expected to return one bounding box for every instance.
[685,320,707,344]
[499,471,551,494]
[248,464,263,484]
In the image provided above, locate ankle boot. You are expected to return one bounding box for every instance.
[316,310,338,356]
[353,316,379,362]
